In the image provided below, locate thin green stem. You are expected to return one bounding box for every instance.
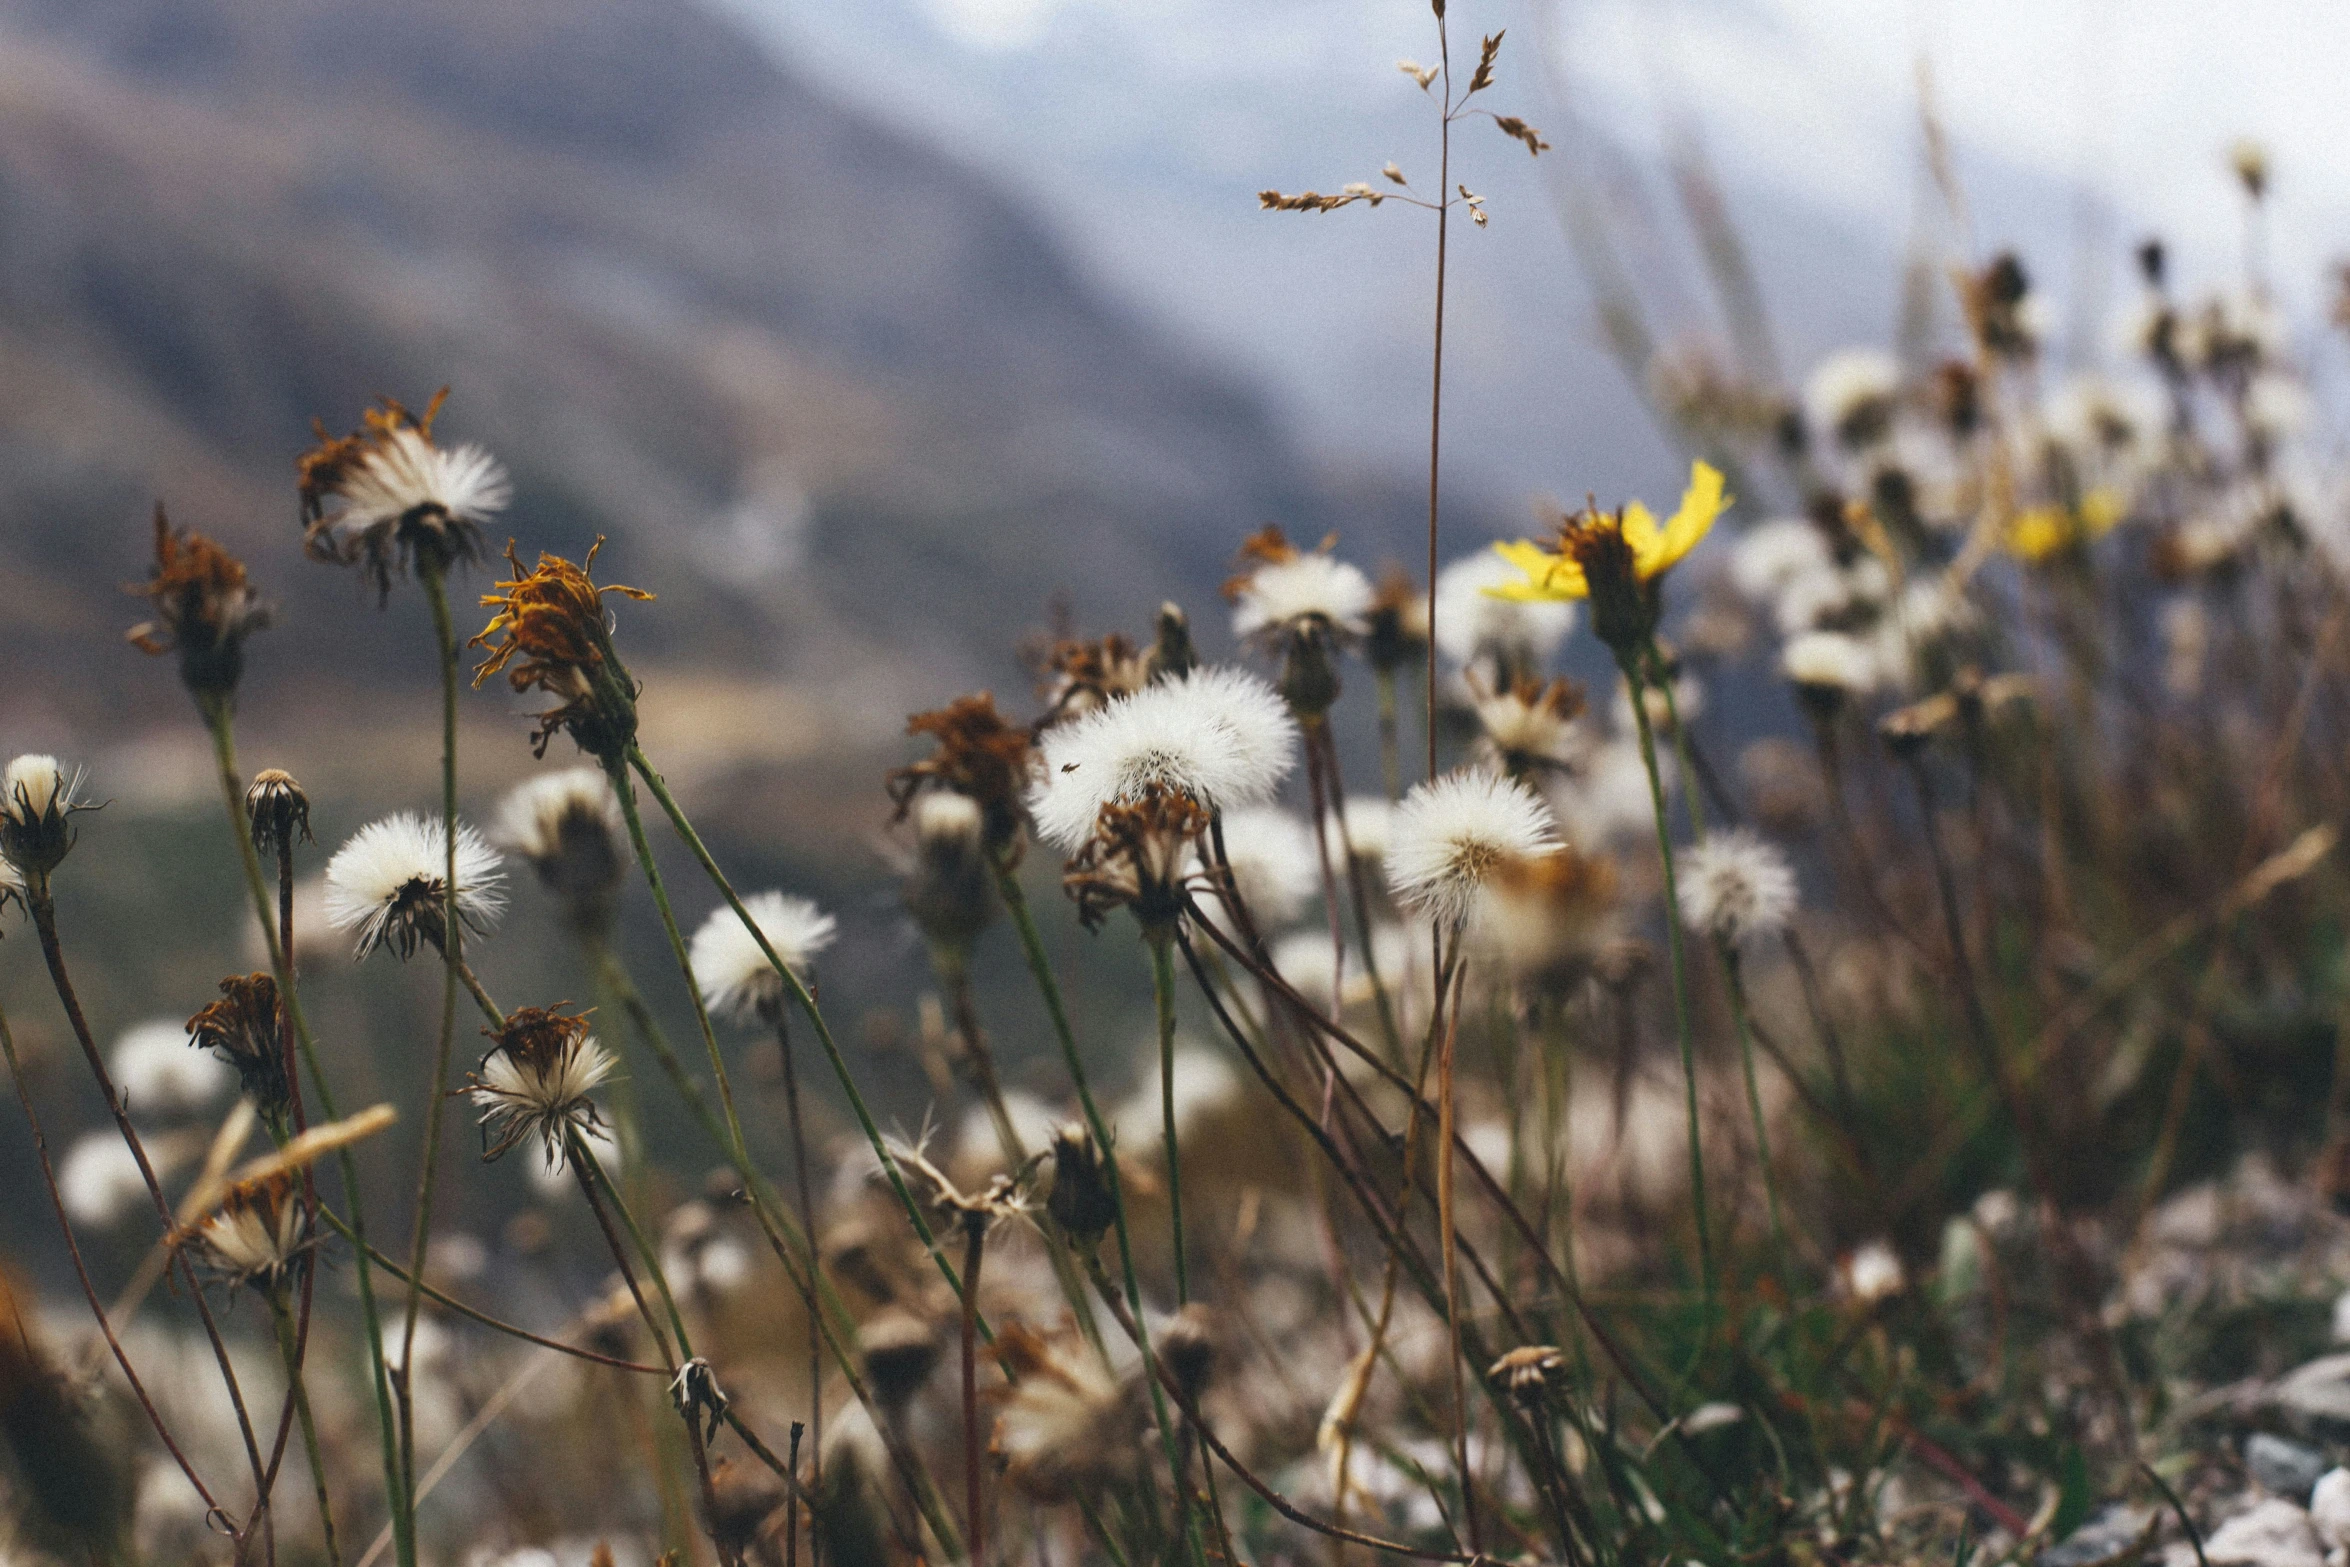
[623,746,978,1320]
[201,706,411,1567]
[1720,945,1790,1280]
[1619,649,1715,1328]
[989,856,1201,1567]
[396,565,465,1518]
[271,1288,341,1567]
[1151,934,1189,1304]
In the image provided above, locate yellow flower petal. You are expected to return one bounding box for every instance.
[1619,502,1663,567]
[1488,539,1588,600]
[1650,460,1730,575]
[2006,505,2069,563]
[2079,486,2126,539]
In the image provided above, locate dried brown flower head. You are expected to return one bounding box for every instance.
[989,1321,1137,1502]
[469,1004,615,1166]
[1061,785,1210,939]
[888,693,1035,859]
[297,390,510,600]
[1044,1122,1118,1248]
[1366,563,1430,673]
[126,506,270,700]
[196,1171,309,1288]
[1960,252,2036,360]
[1487,1344,1566,1403]
[1036,633,1150,726]
[187,973,290,1119]
[244,769,312,858]
[470,538,651,762]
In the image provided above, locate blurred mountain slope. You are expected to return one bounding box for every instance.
[0,0,1409,743]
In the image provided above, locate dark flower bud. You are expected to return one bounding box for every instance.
[1045,1122,1119,1248]
[245,769,313,858]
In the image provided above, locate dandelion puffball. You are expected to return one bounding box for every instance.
[1432,552,1574,670]
[323,813,506,960]
[1675,830,1798,945]
[1231,553,1375,641]
[1384,769,1560,928]
[1029,666,1299,854]
[689,892,838,1025]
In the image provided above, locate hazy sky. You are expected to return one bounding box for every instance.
[725,0,2350,511]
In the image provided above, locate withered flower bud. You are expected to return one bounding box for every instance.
[903,791,994,956]
[1045,1122,1118,1247]
[494,769,626,937]
[1227,525,1372,722]
[1962,252,2036,360]
[1159,1304,1217,1406]
[888,693,1034,861]
[126,506,270,702]
[470,539,652,763]
[1061,786,1209,940]
[669,1356,731,1444]
[0,756,89,884]
[1487,1344,1567,1404]
[1144,601,1196,684]
[297,390,509,600]
[1037,633,1149,726]
[195,1171,309,1289]
[859,1312,939,1413]
[2231,140,2269,202]
[469,1004,615,1167]
[1365,564,1430,675]
[245,769,313,858]
[187,973,291,1119]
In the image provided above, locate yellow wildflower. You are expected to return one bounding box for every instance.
[1488,460,1729,603]
[2007,486,2126,564]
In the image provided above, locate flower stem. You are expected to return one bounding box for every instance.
[622,746,977,1322]
[1618,648,1715,1330]
[771,1007,823,1497]
[1719,944,1790,1279]
[202,702,409,1567]
[271,1286,342,1567]
[988,854,1201,1567]
[1151,934,1189,1303]
[395,564,466,1516]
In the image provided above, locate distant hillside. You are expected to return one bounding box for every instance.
[0,0,1435,752]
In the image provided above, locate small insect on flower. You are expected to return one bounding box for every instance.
[323,813,506,961]
[1676,830,1798,947]
[1029,666,1299,855]
[296,390,510,599]
[689,892,837,1026]
[1384,769,1560,929]
[125,506,270,700]
[469,1005,617,1168]
[1490,461,1731,653]
[470,540,653,762]
[195,1172,309,1289]
[0,754,90,882]
[187,974,291,1119]
[1227,527,1374,720]
[493,767,626,934]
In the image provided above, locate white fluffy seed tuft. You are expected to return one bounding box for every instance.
[323,813,506,958]
[1384,770,1559,928]
[690,892,838,1025]
[1028,666,1299,853]
[493,767,622,864]
[1232,554,1375,640]
[1676,830,1798,945]
[1432,552,1575,669]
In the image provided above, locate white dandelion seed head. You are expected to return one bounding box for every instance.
[1384,770,1560,928]
[492,767,621,866]
[59,1134,150,1228]
[471,1031,617,1168]
[1196,807,1321,930]
[0,754,75,825]
[1432,551,1575,670]
[1892,575,1977,646]
[689,891,838,1026]
[1803,348,1900,449]
[912,789,985,849]
[1232,554,1375,641]
[1675,830,1798,945]
[2043,373,2162,464]
[1781,630,1880,696]
[111,1020,230,1118]
[324,425,511,551]
[323,813,506,959]
[1028,666,1299,853]
[1320,796,1392,866]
